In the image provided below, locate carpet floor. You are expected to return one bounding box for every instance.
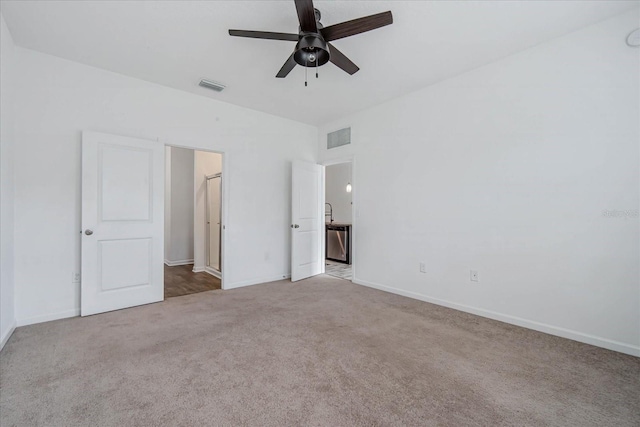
[1,275,638,426]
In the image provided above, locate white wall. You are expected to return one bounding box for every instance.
[325,163,352,224]
[0,13,17,349]
[193,150,222,271]
[165,146,195,265]
[12,48,317,325]
[319,11,640,356]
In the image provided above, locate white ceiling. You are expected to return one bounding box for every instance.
[1,1,637,125]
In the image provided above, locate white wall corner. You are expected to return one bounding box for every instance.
[0,320,17,352]
[16,309,80,328]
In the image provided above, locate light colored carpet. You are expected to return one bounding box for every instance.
[1,275,638,426]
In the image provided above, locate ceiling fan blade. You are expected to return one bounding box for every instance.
[328,43,359,75]
[276,53,298,78]
[229,30,299,41]
[321,11,392,42]
[294,0,317,33]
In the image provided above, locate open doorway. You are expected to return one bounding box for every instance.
[164,146,224,298]
[324,161,353,281]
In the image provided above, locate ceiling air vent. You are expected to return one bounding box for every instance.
[327,127,351,149]
[199,79,226,92]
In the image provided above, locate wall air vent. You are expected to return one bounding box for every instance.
[199,79,226,92]
[327,127,351,149]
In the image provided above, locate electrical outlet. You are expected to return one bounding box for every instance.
[470,270,479,282]
[419,262,426,273]
[72,272,81,283]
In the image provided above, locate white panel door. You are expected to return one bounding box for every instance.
[81,131,164,316]
[291,160,323,282]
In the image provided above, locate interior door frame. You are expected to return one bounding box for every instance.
[164,142,228,290]
[205,173,222,274]
[321,156,356,281]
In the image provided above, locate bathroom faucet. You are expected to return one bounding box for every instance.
[325,203,334,223]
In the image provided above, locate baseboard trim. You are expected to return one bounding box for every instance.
[164,259,194,267]
[204,267,221,279]
[225,274,291,290]
[352,277,640,357]
[0,320,17,352]
[16,309,80,327]
[192,266,205,273]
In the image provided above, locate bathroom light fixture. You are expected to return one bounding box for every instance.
[199,79,226,92]
[346,182,352,193]
[627,28,640,47]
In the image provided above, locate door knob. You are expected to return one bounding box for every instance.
[84,229,93,236]
[294,224,300,228]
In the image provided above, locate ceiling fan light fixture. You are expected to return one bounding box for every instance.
[199,79,226,92]
[293,35,330,67]
[228,0,392,78]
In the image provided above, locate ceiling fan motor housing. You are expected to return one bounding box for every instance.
[294,34,330,67]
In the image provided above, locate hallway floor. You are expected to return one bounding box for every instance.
[325,260,352,281]
[164,264,221,298]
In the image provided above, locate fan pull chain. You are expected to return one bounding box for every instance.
[305,59,308,87]
[316,58,318,79]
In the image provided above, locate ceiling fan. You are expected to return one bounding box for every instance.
[229,0,393,82]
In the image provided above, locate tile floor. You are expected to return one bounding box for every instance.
[325,260,352,281]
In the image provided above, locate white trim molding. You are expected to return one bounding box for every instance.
[16,309,80,328]
[353,277,640,357]
[204,267,221,279]
[164,259,194,267]
[225,274,291,290]
[0,320,17,352]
